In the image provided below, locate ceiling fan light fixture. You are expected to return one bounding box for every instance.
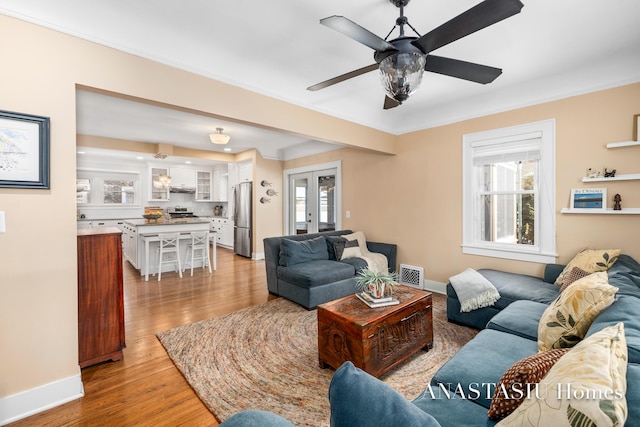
[379,52,426,103]
[209,127,231,145]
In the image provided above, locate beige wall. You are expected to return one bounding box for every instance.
[286,84,640,282]
[255,155,285,255]
[0,14,394,401]
[1,10,639,414]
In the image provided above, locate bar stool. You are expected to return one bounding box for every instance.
[183,231,212,276]
[157,233,182,281]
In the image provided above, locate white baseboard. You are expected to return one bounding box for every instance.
[0,371,84,426]
[422,279,447,295]
[252,252,265,260]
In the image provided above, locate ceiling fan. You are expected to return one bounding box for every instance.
[307,0,524,109]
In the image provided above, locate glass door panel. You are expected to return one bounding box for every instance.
[288,169,337,235]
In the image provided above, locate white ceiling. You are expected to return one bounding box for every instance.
[2,0,640,160]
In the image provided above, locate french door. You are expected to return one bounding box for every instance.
[287,165,339,235]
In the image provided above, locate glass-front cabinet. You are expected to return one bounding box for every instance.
[150,167,170,201]
[196,170,212,201]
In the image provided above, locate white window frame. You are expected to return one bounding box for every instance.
[462,119,557,263]
[77,168,141,207]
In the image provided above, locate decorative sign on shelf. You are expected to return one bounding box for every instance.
[570,188,607,211]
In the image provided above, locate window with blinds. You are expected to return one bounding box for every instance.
[462,120,557,263]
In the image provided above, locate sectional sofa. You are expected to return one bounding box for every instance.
[263,230,397,309]
[222,253,640,426]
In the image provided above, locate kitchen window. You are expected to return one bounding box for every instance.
[462,119,556,263]
[77,169,140,206]
[103,179,135,204]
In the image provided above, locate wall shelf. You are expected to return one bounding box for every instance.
[606,140,640,148]
[582,173,640,182]
[561,208,640,215]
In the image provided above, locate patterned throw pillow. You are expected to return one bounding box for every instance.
[554,248,621,286]
[538,272,618,351]
[333,239,360,260]
[340,239,362,260]
[489,348,570,420]
[497,323,628,427]
[559,266,591,292]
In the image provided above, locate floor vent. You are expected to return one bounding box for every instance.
[399,264,424,289]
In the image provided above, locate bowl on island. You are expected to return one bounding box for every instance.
[143,213,162,220]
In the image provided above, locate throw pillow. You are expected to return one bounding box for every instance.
[325,236,346,260]
[488,348,570,419]
[538,272,618,351]
[554,248,621,286]
[329,362,443,427]
[559,266,591,292]
[497,322,628,427]
[279,236,328,267]
[333,239,359,261]
[340,239,362,260]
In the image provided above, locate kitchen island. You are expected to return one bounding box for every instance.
[122,218,213,280]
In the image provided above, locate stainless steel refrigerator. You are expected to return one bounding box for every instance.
[233,182,252,257]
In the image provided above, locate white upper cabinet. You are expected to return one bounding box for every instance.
[213,169,228,202]
[169,168,196,190]
[150,167,170,201]
[195,170,212,201]
[238,161,252,183]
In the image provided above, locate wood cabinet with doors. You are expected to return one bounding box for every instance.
[77,227,125,368]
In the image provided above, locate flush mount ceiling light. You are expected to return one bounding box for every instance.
[209,127,231,145]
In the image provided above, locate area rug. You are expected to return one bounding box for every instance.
[157,293,477,426]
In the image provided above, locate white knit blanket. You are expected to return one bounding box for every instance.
[449,268,501,312]
[343,231,388,274]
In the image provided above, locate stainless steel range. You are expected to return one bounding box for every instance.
[167,207,198,219]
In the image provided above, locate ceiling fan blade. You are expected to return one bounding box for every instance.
[425,55,502,84]
[383,96,401,110]
[412,0,524,53]
[320,16,397,52]
[307,63,379,91]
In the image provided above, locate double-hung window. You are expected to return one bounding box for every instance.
[462,119,556,263]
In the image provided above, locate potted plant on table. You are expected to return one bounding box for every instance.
[355,268,399,299]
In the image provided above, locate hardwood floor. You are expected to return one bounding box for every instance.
[10,247,276,426]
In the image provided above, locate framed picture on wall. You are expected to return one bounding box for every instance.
[570,188,607,211]
[634,114,640,141]
[0,110,50,189]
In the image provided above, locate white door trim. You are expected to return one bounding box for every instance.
[283,161,342,235]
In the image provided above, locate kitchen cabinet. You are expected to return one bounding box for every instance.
[122,222,138,268]
[213,169,228,202]
[77,227,125,368]
[196,170,212,201]
[238,161,252,183]
[150,167,170,201]
[170,167,196,190]
[211,217,234,248]
[77,219,126,231]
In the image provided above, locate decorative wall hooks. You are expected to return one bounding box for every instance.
[260,180,272,187]
[266,189,278,196]
[260,197,271,204]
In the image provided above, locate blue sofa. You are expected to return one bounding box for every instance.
[224,254,640,426]
[263,230,397,309]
